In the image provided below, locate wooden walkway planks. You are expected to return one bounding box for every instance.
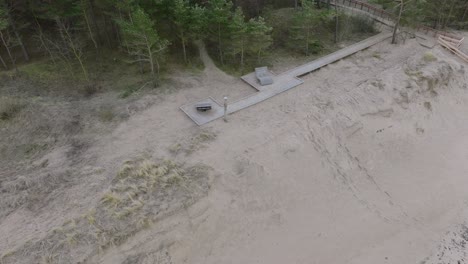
[282,32,392,78]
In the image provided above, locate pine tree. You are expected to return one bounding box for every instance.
[228,9,272,71]
[371,0,421,43]
[227,7,248,70]
[173,0,191,63]
[172,0,206,64]
[290,0,330,55]
[245,16,272,62]
[118,7,170,86]
[206,0,233,65]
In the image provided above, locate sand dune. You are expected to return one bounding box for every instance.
[92,37,468,263]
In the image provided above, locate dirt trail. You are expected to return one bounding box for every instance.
[194,41,230,79]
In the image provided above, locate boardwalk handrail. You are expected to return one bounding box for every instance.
[321,0,394,21]
[414,25,462,40]
[322,0,463,40]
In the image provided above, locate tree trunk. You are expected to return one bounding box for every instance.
[82,0,98,53]
[55,17,68,45]
[181,32,187,64]
[240,43,244,74]
[147,41,157,87]
[128,12,144,74]
[305,28,310,56]
[0,31,16,71]
[0,53,8,70]
[155,57,161,87]
[461,3,468,21]
[392,0,404,44]
[103,15,112,48]
[294,0,298,9]
[62,24,89,81]
[218,23,224,65]
[112,20,121,48]
[32,11,56,65]
[88,0,102,46]
[437,0,448,29]
[334,4,338,43]
[117,9,126,48]
[442,0,456,29]
[5,4,29,62]
[149,57,156,86]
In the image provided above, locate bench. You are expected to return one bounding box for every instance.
[195,102,212,112]
[255,67,274,86]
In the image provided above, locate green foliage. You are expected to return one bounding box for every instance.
[172,0,206,63]
[1,0,466,80]
[0,5,8,30]
[349,15,376,34]
[264,8,296,48]
[370,0,460,29]
[118,8,170,85]
[119,84,140,98]
[204,1,272,71]
[289,0,332,55]
[20,60,63,83]
[206,0,234,64]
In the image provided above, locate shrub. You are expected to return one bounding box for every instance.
[423,52,437,62]
[98,107,115,122]
[120,85,139,98]
[81,83,98,97]
[350,16,376,34]
[0,97,24,121]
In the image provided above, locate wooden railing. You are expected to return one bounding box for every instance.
[438,36,468,62]
[321,0,468,63]
[415,25,462,40]
[322,0,462,40]
[321,0,394,21]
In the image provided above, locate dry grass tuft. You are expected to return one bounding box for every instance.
[0,96,24,121]
[1,159,211,264]
[372,52,382,60]
[98,107,115,122]
[169,129,217,155]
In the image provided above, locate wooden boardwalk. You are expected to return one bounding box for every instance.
[183,0,464,125]
[182,32,392,125]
